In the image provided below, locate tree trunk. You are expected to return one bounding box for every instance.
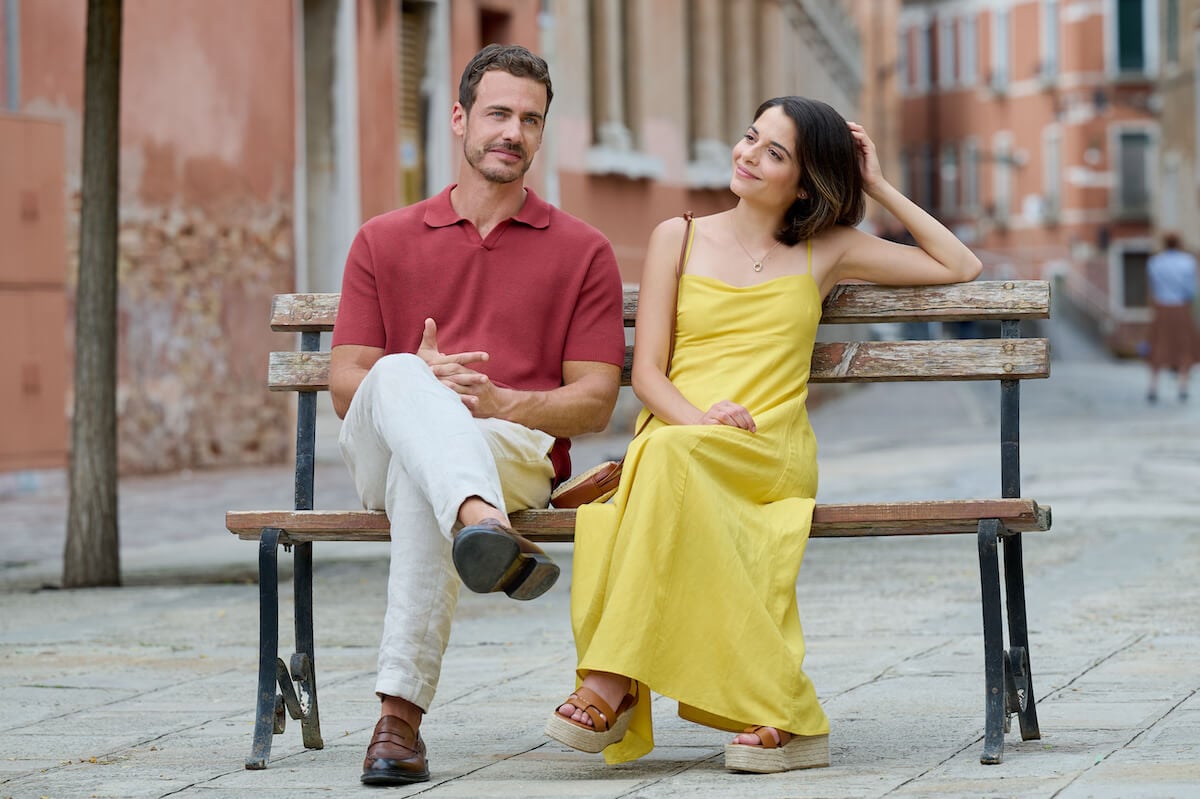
[64,0,123,588]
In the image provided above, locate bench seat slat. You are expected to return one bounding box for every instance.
[269,281,1051,331]
[268,338,1050,391]
[226,499,1051,544]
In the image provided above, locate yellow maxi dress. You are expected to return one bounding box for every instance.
[571,252,830,765]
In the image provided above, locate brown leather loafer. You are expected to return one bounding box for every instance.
[452,518,559,600]
[361,715,429,785]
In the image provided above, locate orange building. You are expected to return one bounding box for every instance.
[899,0,1161,353]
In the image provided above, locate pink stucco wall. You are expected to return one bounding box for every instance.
[120,0,295,209]
[12,0,299,474]
[21,0,295,205]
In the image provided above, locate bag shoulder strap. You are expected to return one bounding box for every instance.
[633,212,694,440]
[667,212,693,371]
[676,211,695,280]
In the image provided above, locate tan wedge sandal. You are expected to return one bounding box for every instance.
[724,726,830,773]
[544,685,638,753]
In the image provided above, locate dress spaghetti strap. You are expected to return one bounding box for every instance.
[807,239,813,274]
[680,213,697,275]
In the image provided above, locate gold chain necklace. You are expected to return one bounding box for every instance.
[731,225,784,272]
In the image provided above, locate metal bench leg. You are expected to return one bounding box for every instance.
[286,353,323,751]
[245,533,325,770]
[978,518,1006,764]
[291,541,324,749]
[247,528,285,769]
[1002,533,1041,741]
[247,336,323,769]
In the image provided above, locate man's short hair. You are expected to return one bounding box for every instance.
[457,44,553,116]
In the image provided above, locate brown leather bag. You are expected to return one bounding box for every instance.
[549,213,693,509]
[547,458,625,508]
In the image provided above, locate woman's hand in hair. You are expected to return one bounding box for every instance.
[847,122,885,194]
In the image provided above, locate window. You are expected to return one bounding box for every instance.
[918,144,934,211]
[1115,0,1154,74]
[1121,250,1150,308]
[1116,130,1152,218]
[960,14,977,86]
[398,1,433,205]
[992,132,1012,224]
[1161,153,1181,231]
[479,8,511,44]
[1116,0,1144,72]
[1040,0,1059,82]
[590,0,633,152]
[1042,126,1061,223]
[685,0,743,187]
[940,144,958,214]
[963,137,980,211]
[1109,240,1155,315]
[585,0,661,177]
[938,16,956,88]
[1166,0,1180,67]
[916,24,932,93]
[990,6,1009,92]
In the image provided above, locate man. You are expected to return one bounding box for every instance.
[330,44,625,785]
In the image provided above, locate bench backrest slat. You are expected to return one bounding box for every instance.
[809,338,1049,383]
[819,280,1049,323]
[269,280,1051,332]
[268,337,1050,391]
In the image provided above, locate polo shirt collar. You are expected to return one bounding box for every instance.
[424,184,551,230]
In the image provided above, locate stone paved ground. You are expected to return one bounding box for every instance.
[1,311,1198,798]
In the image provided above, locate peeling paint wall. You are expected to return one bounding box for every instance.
[17,0,298,475]
[107,206,294,472]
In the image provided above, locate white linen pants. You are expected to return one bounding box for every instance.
[338,353,556,709]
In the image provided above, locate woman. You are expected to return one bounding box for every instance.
[545,97,981,773]
[1145,232,1198,403]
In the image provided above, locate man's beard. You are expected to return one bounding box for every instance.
[464,138,531,184]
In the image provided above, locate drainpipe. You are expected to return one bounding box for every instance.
[292,0,307,294]
[424,0,451,196]
[928,14,941,218]
[5,0,18,111]
[538,1,559,207]
[331,0,360,292]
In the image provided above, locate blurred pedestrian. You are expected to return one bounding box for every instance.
[1145,232,1198,403]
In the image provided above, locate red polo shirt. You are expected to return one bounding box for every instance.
[333,186,626,482]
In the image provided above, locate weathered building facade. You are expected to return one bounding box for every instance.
[1156,0,1200,252]
[1,0,862,477]
[2,0,297,476]
[899,0,1161,353]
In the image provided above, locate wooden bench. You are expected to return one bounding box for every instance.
[228,279,1053,770]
